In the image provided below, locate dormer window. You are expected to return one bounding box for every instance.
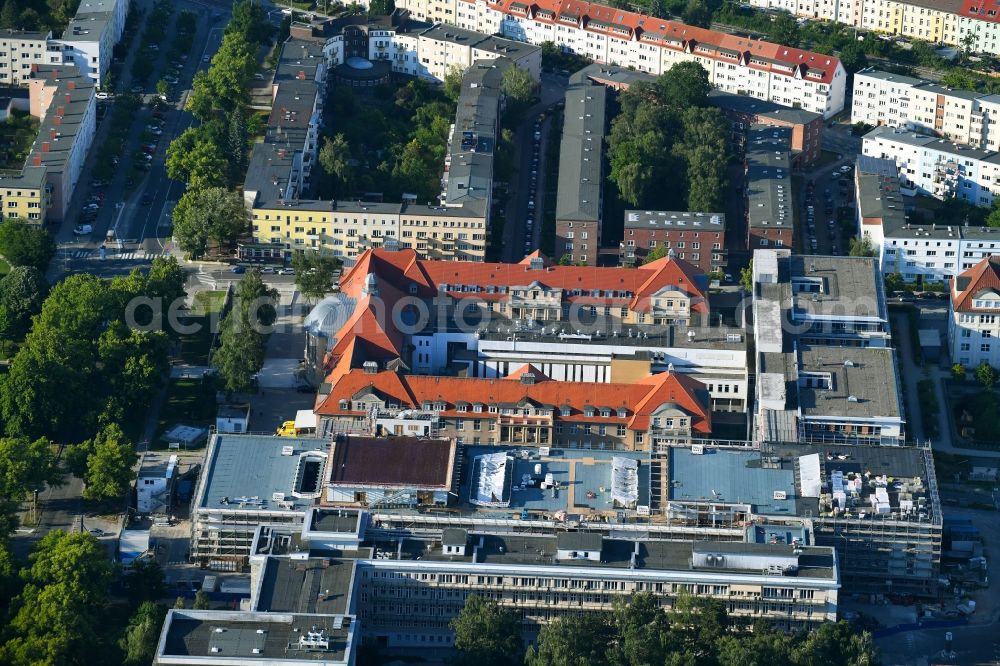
[473,403,484,413]
[339,399,349,410]
[600,408,611,417]
[617,408,627,418]
[560,406,571,416]
[457,403,468,413]
[584,407,596,417]
[422,401,433,410]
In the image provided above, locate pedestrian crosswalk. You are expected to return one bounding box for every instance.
[67,249,146,260]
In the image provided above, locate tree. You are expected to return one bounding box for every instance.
[193,589,211,609]
[839,41,868,74]
[526,613,614,666]
[643,244,668,264]
[791,621,879,666]
[444,64,464,102]
[657,61,711,110]
[318,134,355,198]
[165,125,228,189]
[883,272,905,294]
[0,218,56,271]
[79,423,136,502]
[717,622,795,666]
[292,251,343,301]
[500,64,535,114]
[227,105,247,180]
[127,558,166,606]
[171,187,247,258]
[120,601,166,666]
[975,361,997,390]
[986,200,1000,228]
[681,0,711,28]
[951,363,966,382]
[0,265,47,343]
[368,0,394,15]
[449,595,522,666]
[849,234,876,257]
[226,0,273,45]
[212,270,277,394]
[174,596,186,608]
[740,261,754,293]
[156,78,170,99]
[769,13,800,47]
[0,0,19,28]
[145,255,187,314]
[607,593,672,666]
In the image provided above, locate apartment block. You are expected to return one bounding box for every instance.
[0,30,63,85]
[393,0,848,118]
[949,255,1000,368]
[746,125,794,251]
[54,0,130,85]
[862,124,1000,207]
[751,0,1000,57]
[708,90,824,167]
[752,249,904,446]
[555,79,606,266]
[621,210,726,273]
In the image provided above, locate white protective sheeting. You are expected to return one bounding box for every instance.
[611,456,639,507]
[470,452,511,507]
[799,453,822,498]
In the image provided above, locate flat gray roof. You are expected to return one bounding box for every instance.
[854,68,925,87]
[443,59,506,218]
[197,434,327,512]
[160,610,352,663]
[669,447,798,515]
[310,508,363,534]
[797,345,901,420]
[555,82,607,223]
[570,63,655,88]
[746,124,793,230]
[788,255,886,320]
[62,0,122,42]
[864,125,1000,163]
[257,557,355,616]
[624,209,725,231]
[708,89,822,125]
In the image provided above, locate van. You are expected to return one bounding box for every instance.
[275,421,298,437]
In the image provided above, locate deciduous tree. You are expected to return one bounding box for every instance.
[0,218,56,271]
[292,251,342,301]
[450,596,522,666]
[120,601,167,666]
[79,423,136,502]
[171,187,247,258]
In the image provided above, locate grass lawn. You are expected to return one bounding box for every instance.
[190,290,227,316]
[155,377,217,447]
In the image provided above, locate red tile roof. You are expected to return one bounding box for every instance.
[960,0,1000,23]
[953,255,1000,312]
[316,367,712,434]
[473,0,840,84]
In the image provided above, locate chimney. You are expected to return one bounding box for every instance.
[68,81,75,89]
[64,93,71,104]
[56,106,65,116]
[50,130,56,139]
[297,70,306,80]
[42,142,50,152]
[32,154,42,166]
[53,116,61,126]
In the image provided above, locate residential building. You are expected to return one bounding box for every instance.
[306,249,749,418]
[862,124,1000,207]
[0,30,62,85]
[394,0,848,118]
[415,23,541,81]
[555,79,606,266]
[620,210,726,273]
[752,249,904,446]
[750,0,1000,57]
[708,90,824,167]
[746,125,794,250]
[55,0,130,85]
[0,64,95,225]
[949,255,1000,368]
[248,54,509,263]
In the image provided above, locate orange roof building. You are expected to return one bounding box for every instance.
[950,256,1000,369]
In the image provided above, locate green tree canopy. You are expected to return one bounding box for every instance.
[76,423,136,502]
[849,235,877,257]
[975,361,997,389]
[0,218,56,271]
[500,64,535,117]
[171,187,247,258]
[526,612,614,666]
[740,262,754,293]
[449,595,522,666]
[120,601,167,666]
[292,251,343,301]
[0,265,47,342]
[212,270,278,394]
[444,64,464,102]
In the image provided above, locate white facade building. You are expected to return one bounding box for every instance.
[949,255,1000,369]
[55,0,129,86]
[395,0,847,118]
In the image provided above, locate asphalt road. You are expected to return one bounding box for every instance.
[53,0,229,280]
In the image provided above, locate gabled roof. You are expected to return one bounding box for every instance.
[315,368,712,435]
[953,256,1000,312]
[475,0,841,84]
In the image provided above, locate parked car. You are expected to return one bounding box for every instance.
[277,267,295,275]
[96,91,111,100]
[231,265,246,273]
[73,224,93,235]
[259,266,276,274]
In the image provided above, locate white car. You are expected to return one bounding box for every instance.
[73,224,93,235]
[277,267,295,275]
[839,164,853,173]
[96,91,111,100]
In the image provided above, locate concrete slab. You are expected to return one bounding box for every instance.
[257,358,299,388]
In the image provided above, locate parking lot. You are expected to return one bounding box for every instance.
[800,160,855,256]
